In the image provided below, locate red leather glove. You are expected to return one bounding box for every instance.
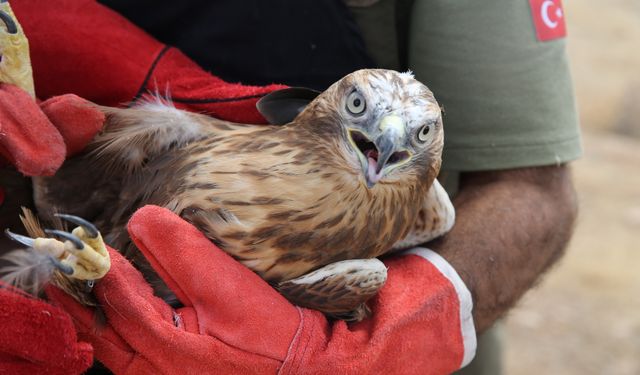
[11,0,286,124]
[49,205,476,374]
[0,285,93,375]
[0,84,104,176]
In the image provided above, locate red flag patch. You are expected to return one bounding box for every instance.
[529,0,567,41]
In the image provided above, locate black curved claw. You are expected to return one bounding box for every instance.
[83,279,95,293]
[0,10,17,34]
[4,229,35,247]
[44,229,84,249]
[54,214,99,238]
[48,256,74,275]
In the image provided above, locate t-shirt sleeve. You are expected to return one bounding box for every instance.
[407,0,582,171]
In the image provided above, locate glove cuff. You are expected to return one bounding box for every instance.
[280,247,477,374]
[403,247,477,369]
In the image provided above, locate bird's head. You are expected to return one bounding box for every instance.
[299,69,444,189]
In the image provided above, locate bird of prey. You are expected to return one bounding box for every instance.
[3,68,454,321]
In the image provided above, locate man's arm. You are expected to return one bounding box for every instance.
[430,164,578,332]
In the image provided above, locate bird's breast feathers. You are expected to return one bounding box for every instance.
[171,129,432,281]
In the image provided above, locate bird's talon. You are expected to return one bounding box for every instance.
[4,229,35,247]
[39,217,110,281]
[83,280,95,293]
[54,214,99,238]
[49,256,74,275]
[44,229,84,249]
[0,10,17,34]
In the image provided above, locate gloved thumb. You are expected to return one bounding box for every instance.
[40,94,105,157]
[0,83,65,175]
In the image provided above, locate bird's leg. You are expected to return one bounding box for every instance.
[391,179,455,251]
[0,1,35,97]
[276,258,387,322]
[6,214,110,281]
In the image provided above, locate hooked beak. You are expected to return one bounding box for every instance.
[348,115,412,188]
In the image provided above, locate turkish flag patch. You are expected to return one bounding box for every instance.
[529,0,567,41]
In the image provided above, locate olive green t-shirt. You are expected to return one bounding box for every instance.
[348,0,582,173]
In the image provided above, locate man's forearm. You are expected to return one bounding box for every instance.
[430,165,578,332]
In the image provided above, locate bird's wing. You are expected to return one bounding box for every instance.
[32,100,226,237]
[390,179,455,251]
[276,258,387,322]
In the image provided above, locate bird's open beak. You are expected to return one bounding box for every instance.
[348,115,412,188]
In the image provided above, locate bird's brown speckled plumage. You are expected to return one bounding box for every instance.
[32,69,447,316]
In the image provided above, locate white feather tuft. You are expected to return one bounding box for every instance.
[91,95,212,174]
[0,248,57,295]
[400,70,415,79]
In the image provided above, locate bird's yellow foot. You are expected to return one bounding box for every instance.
[5,214,110,281]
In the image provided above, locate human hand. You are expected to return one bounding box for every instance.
[48,205,475,374]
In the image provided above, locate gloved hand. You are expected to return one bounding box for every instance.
[48,205,476,374]
[0,83,104,176]
[0,85,100,375]
[0,285,93,375]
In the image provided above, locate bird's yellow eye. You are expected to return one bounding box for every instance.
[346,91,366,115]
[417,124,432,143]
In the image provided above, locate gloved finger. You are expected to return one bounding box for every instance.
[45,285,99,333]
[0,286,93,373]
[46,284,146,374]
[45,284,132,352]
[40,94,105,157]
[93,247,175,323]
[50,247,180,356]
[127,205,300,356]
[47,246,171,332]
[0,83,65,175]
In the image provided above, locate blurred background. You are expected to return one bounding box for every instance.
[504,0,640,374]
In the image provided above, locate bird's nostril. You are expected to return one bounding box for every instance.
[388,151,410,165]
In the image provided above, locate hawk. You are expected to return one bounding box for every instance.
[5,69,454,321]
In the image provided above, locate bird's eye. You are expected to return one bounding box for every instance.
[346,91,366,115]
[417,124,432,143]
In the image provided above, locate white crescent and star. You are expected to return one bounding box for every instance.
[541,0,563,29]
